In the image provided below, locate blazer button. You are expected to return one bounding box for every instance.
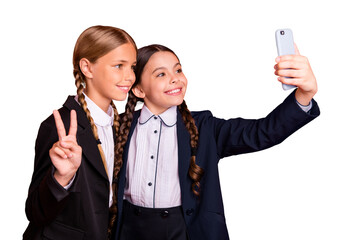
[161,210,169,218]
[186,208,194,216]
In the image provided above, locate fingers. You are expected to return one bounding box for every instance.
[276,54,308,63]
[51,142,73,159]
[51,109,79,159]
[51,139,81,159]
[59,137,82,154]
[277,76,300,86]
[275,60,307,71]
[68,110,78,137]
[53,110,66,140]
[52,145,72,159]
[275,69,304,78]
[53,109,78,139]
[274,53,310,79]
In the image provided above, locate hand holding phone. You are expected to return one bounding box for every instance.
[275,29,297,90]
[274,29,318,104]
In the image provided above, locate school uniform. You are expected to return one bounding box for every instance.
[114,90,320,240]
[24,95,114,240]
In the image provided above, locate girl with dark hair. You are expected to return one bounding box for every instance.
[23,25,137,240]
[111,44,320,240]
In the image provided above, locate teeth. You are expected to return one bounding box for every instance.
[119,86,129,90]
[167,89,180,94]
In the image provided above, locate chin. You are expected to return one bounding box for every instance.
[173,97,185,106]
[113,94,128,101]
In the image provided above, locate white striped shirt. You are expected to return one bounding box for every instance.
[124,105,181,208]
[74,93,114,207]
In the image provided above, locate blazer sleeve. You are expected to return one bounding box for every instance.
[209,90,320,159]
[25,112,72,227]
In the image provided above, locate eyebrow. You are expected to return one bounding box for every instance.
[152,62,181,74]
[113,60,137,65]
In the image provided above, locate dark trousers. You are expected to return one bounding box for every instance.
[120,201,188,240]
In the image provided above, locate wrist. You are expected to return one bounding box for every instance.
[295,89,315,106]
[54,170,76,187]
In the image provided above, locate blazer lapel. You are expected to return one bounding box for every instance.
[121,110,140,177]
[176,109,191,198]
[63,96,108,181]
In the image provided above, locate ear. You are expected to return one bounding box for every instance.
[79,58,93,79]
[132,85,146,99]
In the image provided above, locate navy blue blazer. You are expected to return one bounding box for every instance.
[114,91,320,240]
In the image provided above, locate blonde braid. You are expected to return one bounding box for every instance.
[74,68,108,176]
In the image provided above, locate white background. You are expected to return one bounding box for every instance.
[1,0,359,239]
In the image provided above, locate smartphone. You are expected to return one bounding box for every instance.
[275,28,296,90]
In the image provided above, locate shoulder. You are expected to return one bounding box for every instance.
[40,96,77,130]
[189,110,224,129]
[190,110,213,122]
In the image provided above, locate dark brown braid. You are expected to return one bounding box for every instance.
[110,101,120,134]
[107,91,138,238]
[178,100,204,196]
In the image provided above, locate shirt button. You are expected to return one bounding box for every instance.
[154,130,158,134]
[148,182,152,186]
[154,116,158,120]
[150,155,154,159]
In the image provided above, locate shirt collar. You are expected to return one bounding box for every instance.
[139,105,177,127]
[76,93,114,127]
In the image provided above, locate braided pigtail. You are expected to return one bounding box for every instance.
[178,100,204,197]
[71,25,137,239]
[110,101,120,134]
[74,69,109,175]
[107,91,138,238]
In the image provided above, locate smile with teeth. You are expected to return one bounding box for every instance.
[117,86,130,91]
[165,88,181,95]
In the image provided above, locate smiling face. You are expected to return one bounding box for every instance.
[82,43,137,112]
[132,51,187,115]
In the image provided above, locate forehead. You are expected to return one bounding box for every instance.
[145,51,179,70]
[99,43,137,62]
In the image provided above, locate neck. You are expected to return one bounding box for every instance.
[144,105,171,115]
[83,89,111,113]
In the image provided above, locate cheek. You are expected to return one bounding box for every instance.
[151,81,165,93]
[112,70,122,81]
[182,78,188,90]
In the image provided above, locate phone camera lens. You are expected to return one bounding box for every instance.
[280,30,285,35]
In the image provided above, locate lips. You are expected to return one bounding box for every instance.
[165,88,182,95]
[117,85,131,92]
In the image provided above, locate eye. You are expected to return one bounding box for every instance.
[115,64,123,69]
[176,68,183,74]
[156,72,165,77]
[131,65,136,72]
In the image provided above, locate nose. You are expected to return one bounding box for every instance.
[170,74,179,84]
[125,67,136,84]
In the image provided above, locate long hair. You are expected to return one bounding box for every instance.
[119,44,205,196]
[72,25,137,239]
